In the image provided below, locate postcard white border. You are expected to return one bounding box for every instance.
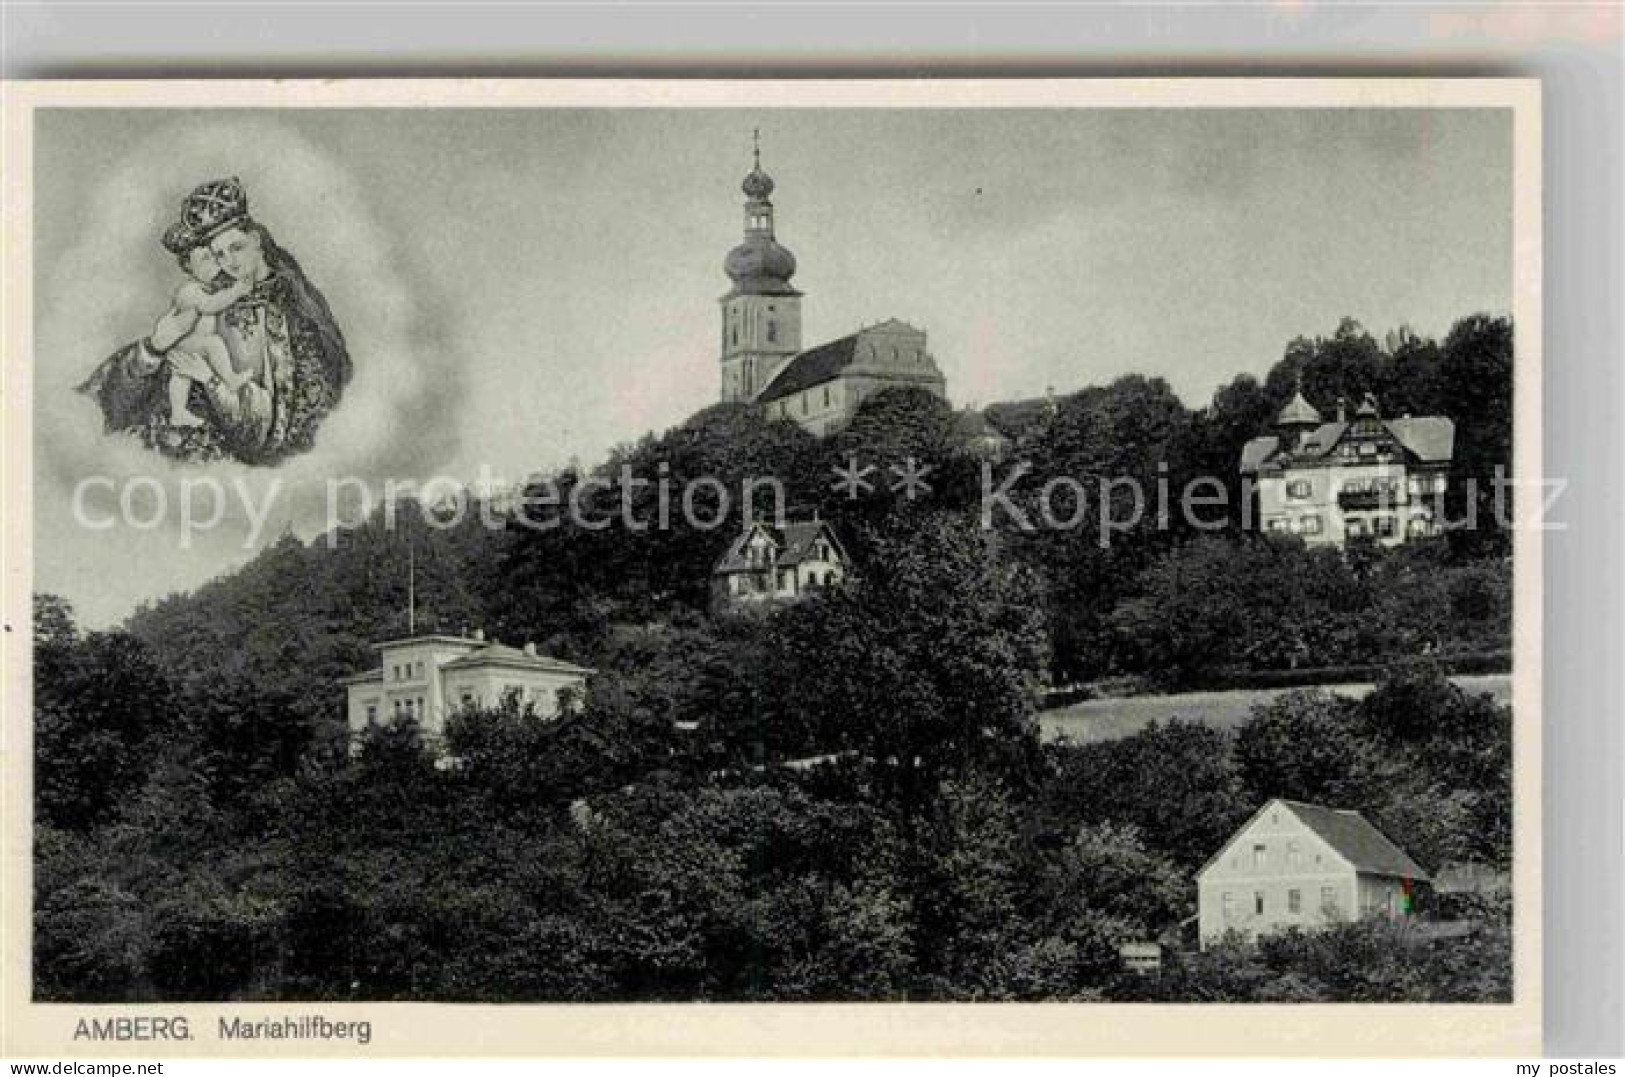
[0,77,1542,1057]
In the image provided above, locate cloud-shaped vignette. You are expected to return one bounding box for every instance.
[35,115,469,626]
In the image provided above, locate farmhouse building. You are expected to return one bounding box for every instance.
[1240,389,1454,547]
[342,630,591,748]
[1196,798,1430,947]
[718,137,946,435]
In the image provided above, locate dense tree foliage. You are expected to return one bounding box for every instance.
[34,312,1515,1002]
[1106,534,1510,687]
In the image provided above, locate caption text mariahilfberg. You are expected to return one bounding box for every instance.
[71,1015,373,1046]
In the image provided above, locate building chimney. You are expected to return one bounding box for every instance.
[523,642,537,657]
[473,627,486,642]
[1336,396,1348,423]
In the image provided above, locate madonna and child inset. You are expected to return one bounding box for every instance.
[77,177,351,466]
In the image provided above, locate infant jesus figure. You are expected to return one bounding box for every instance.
[157,221,254,427]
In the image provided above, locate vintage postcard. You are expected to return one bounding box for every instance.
[1,79,1542,1057]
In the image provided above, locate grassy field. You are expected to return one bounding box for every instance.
[1038,674,1513,744]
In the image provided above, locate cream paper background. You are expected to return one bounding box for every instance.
[0,77,1542,1057]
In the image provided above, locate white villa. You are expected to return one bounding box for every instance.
[1240,390,1454,548]
[342,629,592,747]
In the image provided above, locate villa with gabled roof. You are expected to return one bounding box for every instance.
[711,516,849,610]
[1240,389,1454,547]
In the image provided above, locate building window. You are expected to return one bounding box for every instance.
[1252,843,1267,868]
[365,704,378,727]
[460,691,474,708]
[1301,514,1323,535]
[767,320,778,343]
[1267,518,1288,533]
[1288,889,1302,914]
[1222,892,1236,922]
[1287,841,1301,868]
[1254,891,1265,916]
[1347,519,1368,537]
[1321,885,1338,913]
[1375,515,1397,538]
[731,326,738,346]
[823,386,830,408]
[1286,479,1312,499]
[1358,442,1377,457]
[801,394,808,416]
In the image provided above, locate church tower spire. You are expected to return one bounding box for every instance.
[720,131,803,403]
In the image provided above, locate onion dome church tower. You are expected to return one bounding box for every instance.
[720,132,803,402]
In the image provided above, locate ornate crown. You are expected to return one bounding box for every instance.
[179,177,249,242]
[160,219,198,256]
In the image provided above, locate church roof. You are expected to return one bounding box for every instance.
[723,236,800,297]
[757,334,860,404]
[758,321,937,406]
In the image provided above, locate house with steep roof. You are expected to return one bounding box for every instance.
[711,517,849,610]
[1196,798,1431,947]
[342,629,592,749]
[715,138,946,436]
[1240,389,1454,547]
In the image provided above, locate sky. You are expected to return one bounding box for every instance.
[32,107,1512,626]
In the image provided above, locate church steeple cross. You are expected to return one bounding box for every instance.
[753,127,761,170]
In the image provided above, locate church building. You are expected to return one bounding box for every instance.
[719,139,947,436]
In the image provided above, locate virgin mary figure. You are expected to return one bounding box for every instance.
[78,178,351,466]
